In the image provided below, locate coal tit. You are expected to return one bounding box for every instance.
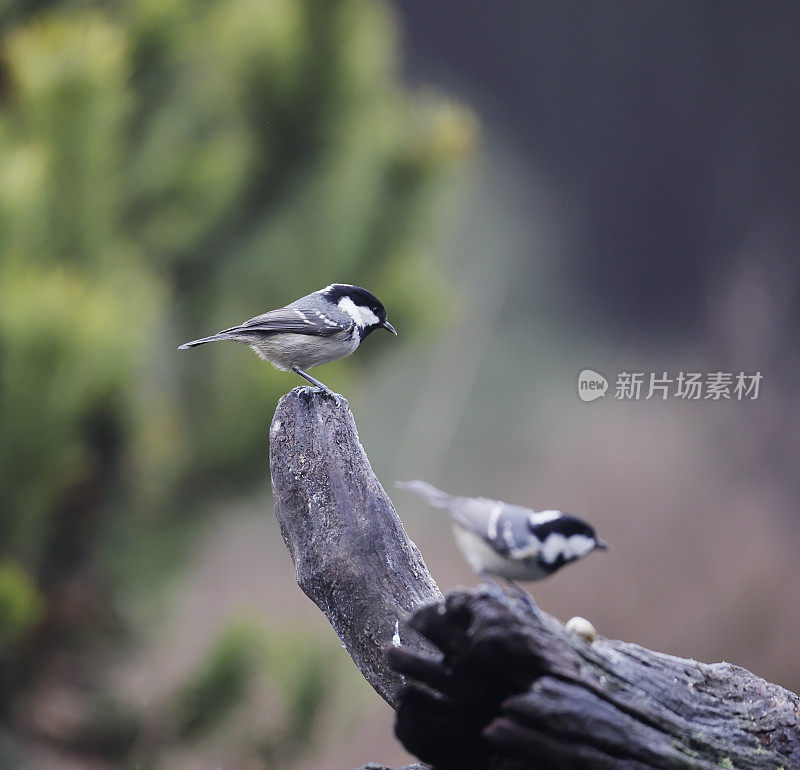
[397,480,607,600]
[179,284,397,390]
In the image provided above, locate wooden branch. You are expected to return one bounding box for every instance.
[387,591,800,769]
[269,388,800,769]
[269,388,443,708]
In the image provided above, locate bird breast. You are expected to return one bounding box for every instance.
[453,525,550,581]
[249,329,359,371]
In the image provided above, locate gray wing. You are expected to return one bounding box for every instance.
[397,480,541,558]
[221,306,352,337]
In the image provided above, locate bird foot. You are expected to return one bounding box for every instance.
[506,579,539,614]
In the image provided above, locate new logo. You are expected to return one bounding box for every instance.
[577,369,608,402]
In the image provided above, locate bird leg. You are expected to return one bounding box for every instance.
[478,571,509,601]
[291,366,332,393]
[478,573,534,616]
[505,578,538,613]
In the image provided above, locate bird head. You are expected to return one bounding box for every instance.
[529,511,608,573]
[321,284,397,337]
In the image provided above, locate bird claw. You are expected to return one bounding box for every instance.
[512,591,538,615]
[476,574,538,617]
[506,579,538,614]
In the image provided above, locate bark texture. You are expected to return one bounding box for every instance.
[387,591,800,769]
[269,388,800,769]
[269,388,442,707]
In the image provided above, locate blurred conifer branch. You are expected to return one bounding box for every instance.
[0,0,474,763]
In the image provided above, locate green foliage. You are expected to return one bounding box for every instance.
[0,561,43,654]
[0,0,473,541]
[0,263,160,563]
[174,621,265,740]
[171,620,333,766]
[0,0,473,756]
[259,631,330,765]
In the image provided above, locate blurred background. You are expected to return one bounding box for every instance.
[1,0,799,767]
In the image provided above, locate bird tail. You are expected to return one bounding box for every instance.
[178,332,236,350]
[395,480,453,510]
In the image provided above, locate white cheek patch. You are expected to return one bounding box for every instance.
[529,509,563,526]
[338,296,380,328]
[539,533,596,565]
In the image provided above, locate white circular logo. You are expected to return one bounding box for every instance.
[577,369,608,402]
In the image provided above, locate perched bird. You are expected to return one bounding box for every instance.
[397,480,607,603]
[179,284,397,391]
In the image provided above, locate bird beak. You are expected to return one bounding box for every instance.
[595,538,609,551]
[381,320,398,335]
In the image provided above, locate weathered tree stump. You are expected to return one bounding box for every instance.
[269,389,800,769]
[269,388,442,707]
[388,592,800,769]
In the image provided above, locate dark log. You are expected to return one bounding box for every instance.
[387,591,800,769]
[269,389,800,769]
[269,388,442,708]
